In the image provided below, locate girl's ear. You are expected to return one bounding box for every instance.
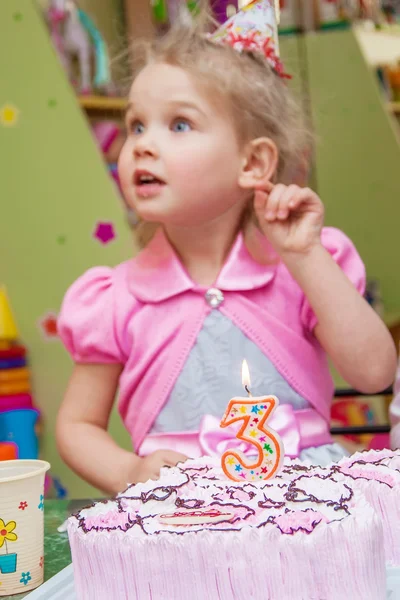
[238,137,278,189]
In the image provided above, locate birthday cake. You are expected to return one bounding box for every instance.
[334,448,400,566]
[67,453,391,600]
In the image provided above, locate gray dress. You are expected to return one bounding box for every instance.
[151,311,346,466]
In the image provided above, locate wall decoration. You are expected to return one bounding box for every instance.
[0,105,19,127]
[38,313,59,340]
[93,221,116,245]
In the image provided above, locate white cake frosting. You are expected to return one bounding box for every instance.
[334,448,400,566]
[67,454,390,599]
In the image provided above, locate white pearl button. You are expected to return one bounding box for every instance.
[205,288,224,308]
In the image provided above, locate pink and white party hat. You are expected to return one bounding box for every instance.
[210,0,290,78]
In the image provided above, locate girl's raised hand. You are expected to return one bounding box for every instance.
[254,183,324,257]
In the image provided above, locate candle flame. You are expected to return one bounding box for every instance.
[241,359,251,388]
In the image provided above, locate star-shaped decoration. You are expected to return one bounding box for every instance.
[249,430,257,438]
[38,312,58,339]
[234,463,243,472]
[0,104,19,127]
[261,466,268,474]
[263,443,273,454]
[259,436,266,442]
[240,405,247,414]
[253,417,259,423]
[227,457,235,465]
[239,472,246,479]
[93,221,116,244]
[251,405,259,414]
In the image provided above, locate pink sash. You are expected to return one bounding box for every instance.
[139,405,332,459]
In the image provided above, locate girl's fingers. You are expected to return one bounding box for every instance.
[162,452,188,466]
[288,187,313,210]
[276,185,299,219]
[255,184,315,223]
[175,452,189,463]
[264,184,286,220]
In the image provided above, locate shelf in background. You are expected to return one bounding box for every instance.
[78,95,127,112]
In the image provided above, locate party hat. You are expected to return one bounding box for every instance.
[210,0,289,78]
[0,286,19,342]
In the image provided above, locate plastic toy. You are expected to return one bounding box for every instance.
[152,0,200,27]
[212,0,239,24]
[0,287,39,460]
[92,121,124,164]
[0,287,18,346]
[0,442,18,460]
[0,409,39,459]
[0,380,30,395]
[0,357,26,369]
[0,393,33,412]
[92,121,124,192]
[47,0,112,94]
[152,0,169,25]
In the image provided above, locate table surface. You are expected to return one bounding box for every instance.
[1,499,90,600]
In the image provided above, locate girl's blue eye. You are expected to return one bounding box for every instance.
[130,121,145,135]
[172,119,191,133]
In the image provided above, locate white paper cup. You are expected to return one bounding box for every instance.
[0,460,50,596]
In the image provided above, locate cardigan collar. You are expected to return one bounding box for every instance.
[127,228,278,303]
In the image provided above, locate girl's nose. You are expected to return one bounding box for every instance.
[133,133,158,159]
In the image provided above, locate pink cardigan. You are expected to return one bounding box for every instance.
[58,227,365,452]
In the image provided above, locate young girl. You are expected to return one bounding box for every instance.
[56,0,396,494]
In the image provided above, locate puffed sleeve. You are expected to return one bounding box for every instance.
[58,267,124,363]
[301,227,366,332]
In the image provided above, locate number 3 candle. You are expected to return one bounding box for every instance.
[220,360,284,482]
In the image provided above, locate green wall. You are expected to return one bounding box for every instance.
[0,1,132,499]
[305,30,400,313]
[282,30,400,313]
[281,30,400,386]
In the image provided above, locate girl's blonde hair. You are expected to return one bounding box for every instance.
[126,6,312,252]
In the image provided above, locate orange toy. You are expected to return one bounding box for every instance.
[0,441,18,460]
[0,367,29,383]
